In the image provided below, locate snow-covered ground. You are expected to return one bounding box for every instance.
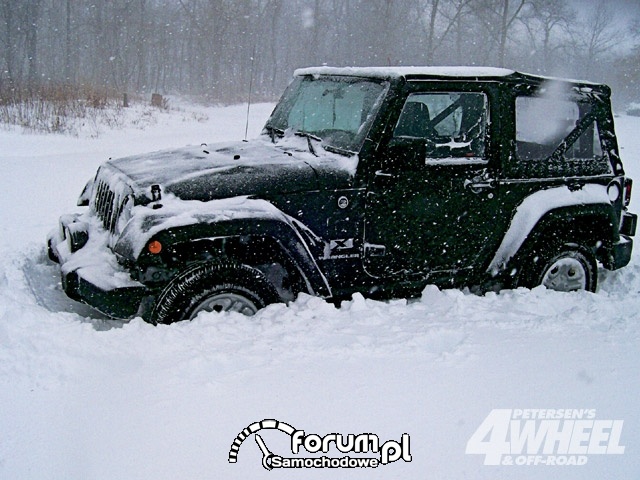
[0,100,639,479]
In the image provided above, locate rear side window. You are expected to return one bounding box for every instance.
[516,96,602,161]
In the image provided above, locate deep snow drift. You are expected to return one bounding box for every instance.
[0,101,638,479]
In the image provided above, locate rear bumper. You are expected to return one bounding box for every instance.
[621,211,637,237]
[608,211,637,270]
[609,235,634,270]
[47,214,149,319]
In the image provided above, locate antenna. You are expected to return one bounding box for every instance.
[244,43,257,141]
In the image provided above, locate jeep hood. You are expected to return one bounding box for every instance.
[102,138,356,202]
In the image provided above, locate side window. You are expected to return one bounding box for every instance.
[393,92,488,159]
[516,96,603,161]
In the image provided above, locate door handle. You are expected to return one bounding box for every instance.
[464,177,495,194]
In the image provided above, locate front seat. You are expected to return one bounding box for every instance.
[394,101,435,138]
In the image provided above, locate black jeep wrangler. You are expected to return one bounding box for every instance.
[48,67,637,323]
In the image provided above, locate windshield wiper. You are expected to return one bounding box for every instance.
[323,143,356,157]
[294,130,321,157]
[264,124,284,143]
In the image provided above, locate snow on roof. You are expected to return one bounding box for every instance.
[295,66,516,79]
[294,66,605,88]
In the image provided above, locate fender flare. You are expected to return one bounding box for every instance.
[487,184,615,276]
[114,196,331,297]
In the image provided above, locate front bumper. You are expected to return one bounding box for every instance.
[47,214,150,319]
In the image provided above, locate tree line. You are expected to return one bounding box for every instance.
[1,0,639,107]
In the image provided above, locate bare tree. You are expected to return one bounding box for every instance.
[520,0,574,72]
[0,0,18,87]
[498,0,529,67]
[416,0,474,64]
[570,4,626,78]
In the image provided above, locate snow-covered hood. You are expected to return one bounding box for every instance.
[102,138,356,202]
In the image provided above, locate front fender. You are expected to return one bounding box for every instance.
[114,195,331,297]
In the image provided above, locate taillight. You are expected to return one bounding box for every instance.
[624,178,633,207]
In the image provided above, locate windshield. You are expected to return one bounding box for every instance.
[264,75,389,153]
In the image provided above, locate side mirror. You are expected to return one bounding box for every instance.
[385,137,428,171]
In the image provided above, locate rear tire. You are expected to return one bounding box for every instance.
[150,262,281,324]
[519,244,597,293]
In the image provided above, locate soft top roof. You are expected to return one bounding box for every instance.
[295,66,515,79]
[294,66,607,92]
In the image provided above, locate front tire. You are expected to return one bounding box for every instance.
[150,262,281,324]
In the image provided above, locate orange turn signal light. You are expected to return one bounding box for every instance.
[148,240,162,254]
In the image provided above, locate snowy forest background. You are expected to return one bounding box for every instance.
[1,0,640,107]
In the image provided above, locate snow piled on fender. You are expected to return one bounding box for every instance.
[487,183,611,275]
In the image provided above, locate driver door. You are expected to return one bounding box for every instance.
[363,88,505,279]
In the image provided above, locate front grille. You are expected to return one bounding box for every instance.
[90,167,134,239]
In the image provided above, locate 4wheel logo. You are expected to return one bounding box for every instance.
[466,409,625,466]
[228,419,412,470]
